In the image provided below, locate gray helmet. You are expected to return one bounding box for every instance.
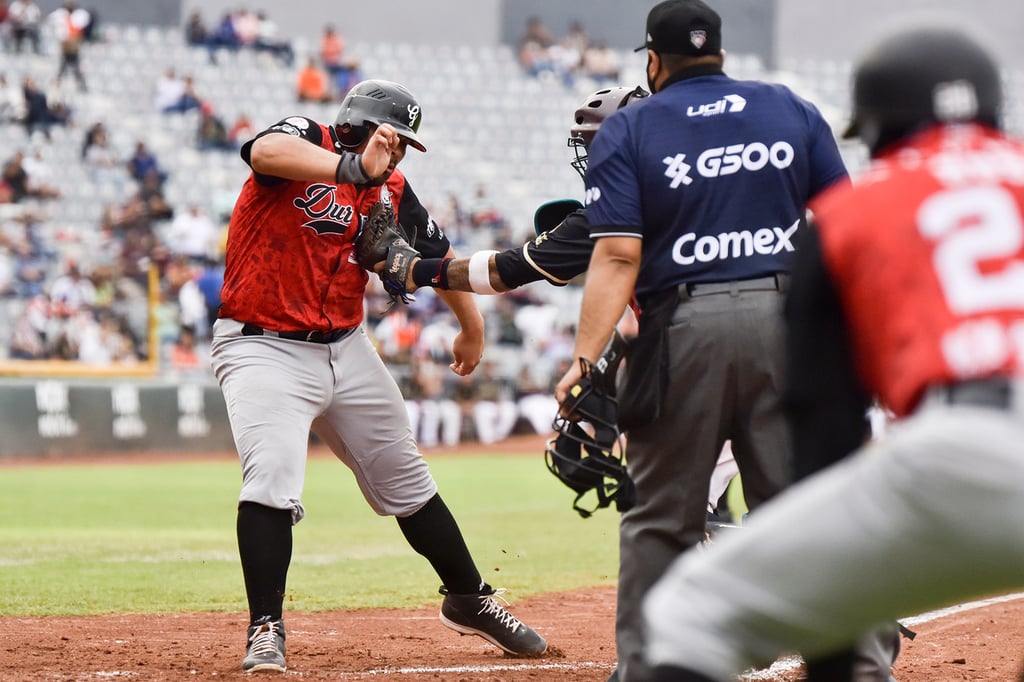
[569,85,649,180]
[843,25,1002,155]
[334,79,426,152]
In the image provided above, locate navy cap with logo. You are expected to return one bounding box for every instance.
[635,0,722,56]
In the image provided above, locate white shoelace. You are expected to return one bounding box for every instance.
[249,621,282,656]
[477,589,522,631]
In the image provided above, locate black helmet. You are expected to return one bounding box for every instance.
[843,25,1002,155]
[334,79,426,152]
[569,85,649,180]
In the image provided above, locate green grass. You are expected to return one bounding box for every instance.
[0,452,619,616]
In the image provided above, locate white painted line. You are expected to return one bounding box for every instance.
[351,661,614,676]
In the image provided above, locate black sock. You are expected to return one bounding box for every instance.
[804,648,856,682]
[237,501,293,624]
[396,493,482,594]
[651,666,718,682]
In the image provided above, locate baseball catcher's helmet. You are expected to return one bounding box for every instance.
[569,85,649,180]
[335,79,427,152]
[843,24,1002,155]
[546,352,635,519]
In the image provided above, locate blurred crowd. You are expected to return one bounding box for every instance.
[0,9,599,445]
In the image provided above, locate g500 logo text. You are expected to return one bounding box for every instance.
[663,141,796,188]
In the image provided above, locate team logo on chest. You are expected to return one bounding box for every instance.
[293,183,355,235]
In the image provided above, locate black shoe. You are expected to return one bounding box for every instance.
[242,616,286,673]
[439,585,547,656]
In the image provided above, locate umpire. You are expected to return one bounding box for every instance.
[555,1,848,680]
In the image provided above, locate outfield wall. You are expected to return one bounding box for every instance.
[0,378,234,458]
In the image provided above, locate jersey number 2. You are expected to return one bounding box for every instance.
[918,185,1024,314]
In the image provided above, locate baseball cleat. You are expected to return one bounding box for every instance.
[242,617,286,673]
[439,585,548,656]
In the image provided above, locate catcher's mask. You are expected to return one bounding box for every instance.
[546,358,635,518]
[569,84,649,181]
[334,79,427,152]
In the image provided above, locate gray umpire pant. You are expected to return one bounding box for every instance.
[615,284,791,682]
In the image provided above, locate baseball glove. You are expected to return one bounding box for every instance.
[355,201,419,305]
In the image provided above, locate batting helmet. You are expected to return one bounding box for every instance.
[843,24,1002,155]
[569,85,650,180]
[335,79,427,152]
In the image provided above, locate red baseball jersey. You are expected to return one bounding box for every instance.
[811,124,1024,416]
[220,116,452,331]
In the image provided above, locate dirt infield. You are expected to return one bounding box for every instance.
[3,435,1023,680]
[3,587,1024,680]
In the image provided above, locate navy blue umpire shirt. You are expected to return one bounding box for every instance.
[584,64,849,299]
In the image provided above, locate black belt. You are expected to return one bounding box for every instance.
[681,273,788,299]
[929,377,1013,409]
[241,322,355,344]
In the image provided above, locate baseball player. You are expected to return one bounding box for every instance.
[210,79,545,673]
[553,1,851,680]
[643,23,1024,682]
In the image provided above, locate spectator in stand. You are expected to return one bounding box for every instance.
[49,260,95,315]
[227,112,254,150]
[296,56,330,103]
[162,73,202,114]
[82,125,125,189]
[184,10,207,47]
[49,0,88,91]
[453,361,518,444]
[126,141,166,187]
[253,11,293,66]
[563,19,589,58]
[0,74,26,124]
[582,40,621,84]
[0,2,9,48]
[166,204,218,262]
[319,24,345,85]
[196,102,232,151]
[333,57,362,100]
[136,168,173,222]
[21,148,60,200]
[168,323,202,373]
[205,11,240,64]
[80,120,105,159]
[21,76,54,140]
[516,360,563,436]
[413,357,462,448]
[231,7,258,47]
[152,67,185,112]
[8,0,43,54]
[195,256,224,332]
[8,293,49,359]
[518,15,557,78]
[3,150,57,202]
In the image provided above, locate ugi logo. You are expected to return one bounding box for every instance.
[407,104,420,126]
[687,94,747,117]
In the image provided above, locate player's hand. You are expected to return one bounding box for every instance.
[449,329,483,376]
[555,360,586,412]
[361,123,400,178]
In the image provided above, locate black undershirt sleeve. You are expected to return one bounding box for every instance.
[783,225,872,481]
